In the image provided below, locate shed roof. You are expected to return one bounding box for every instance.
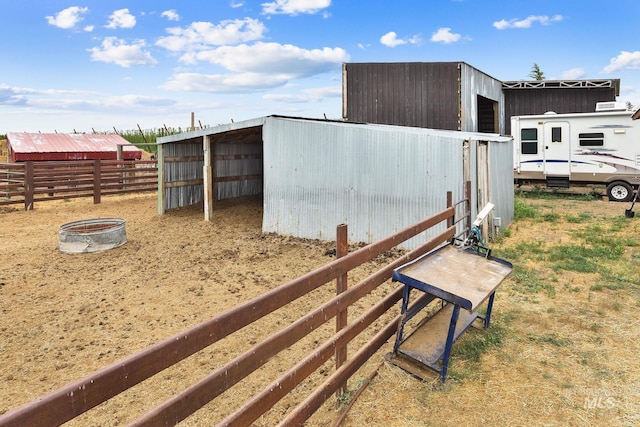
[6,132,142,161]
[157,115,513,145]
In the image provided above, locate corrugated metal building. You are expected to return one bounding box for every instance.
[342,62,505,134]
[6,132,142,161]
[342,62,619,136]
[502,79,620,134]
[158,116,513,249]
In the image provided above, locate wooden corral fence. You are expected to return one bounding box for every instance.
[0,159,158,210]
[0,191,471,427]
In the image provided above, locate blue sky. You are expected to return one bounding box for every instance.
[1,0,639,133]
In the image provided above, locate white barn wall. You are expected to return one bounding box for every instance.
[262,117,465,249]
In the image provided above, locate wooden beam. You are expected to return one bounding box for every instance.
[203,136,214,221]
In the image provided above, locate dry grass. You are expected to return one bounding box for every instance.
[338,195,640,427]
[1,193,639,426]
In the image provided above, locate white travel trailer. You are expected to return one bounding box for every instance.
[512,102,640,201]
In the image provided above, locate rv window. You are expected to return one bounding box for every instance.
[551,127,562,143]
[521,128,538,154]
[579,132,604,147]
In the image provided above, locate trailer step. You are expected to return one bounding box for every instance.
[546,176,570,188]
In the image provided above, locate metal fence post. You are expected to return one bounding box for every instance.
[24,161,33,211]
[93,159,101,204]
[335,223,348,398]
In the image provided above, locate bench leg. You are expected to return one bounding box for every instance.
[440,304,460,382]
[393,285,412,353]
[484,292,496,328]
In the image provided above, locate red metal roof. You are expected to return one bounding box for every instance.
[6,132,142,161]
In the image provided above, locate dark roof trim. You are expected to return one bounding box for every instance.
[502,79,621,96]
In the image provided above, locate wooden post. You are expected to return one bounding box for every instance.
[335,223,348,397]
[137,124,148,144]
[203,136,214,221]
[446,191,453,244]
[446,191,453,228]
[466,180,472,233]
[93,159,101,204]
[24,161,33,211]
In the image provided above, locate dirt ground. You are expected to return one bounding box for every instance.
[1,192,639,426]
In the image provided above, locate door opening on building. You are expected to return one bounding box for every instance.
[477,95,498,133]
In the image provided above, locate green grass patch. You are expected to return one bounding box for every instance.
[542,212,560,222]
[514,198,539,220]
[509,265,556,296]
[528,333,572,347]
[547,243,623,274]
[515,190,600,202]
[566,212,592,223]
[448,317,512,381]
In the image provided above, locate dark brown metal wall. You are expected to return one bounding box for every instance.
[343,62,461,130]
[503,87,618,135]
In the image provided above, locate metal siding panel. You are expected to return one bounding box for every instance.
[262,117,465,250]
[459,64,505,133]
[488,138,515,234]
[503,87,617,134]
[162,125,264,210]
[214,140,262,200]
[163,141,204,210]
[344,63,460,130]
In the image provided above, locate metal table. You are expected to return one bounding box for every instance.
[388,244,512,382]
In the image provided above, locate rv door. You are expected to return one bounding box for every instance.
[543,121,570,176]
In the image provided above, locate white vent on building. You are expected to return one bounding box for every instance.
[595,101,627,112]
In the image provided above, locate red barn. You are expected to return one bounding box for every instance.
[6,132,142,162]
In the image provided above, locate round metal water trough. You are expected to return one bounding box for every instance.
[59,218,127,254]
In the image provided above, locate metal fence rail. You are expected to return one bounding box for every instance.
[0,191,467,427]
[0,160,158,209]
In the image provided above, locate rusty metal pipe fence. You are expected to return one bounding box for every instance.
[0,160,158,209]
[0,190,470,427]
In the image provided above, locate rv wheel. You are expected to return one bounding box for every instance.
[606,181,633,202]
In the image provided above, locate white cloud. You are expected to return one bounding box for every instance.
[560,68,586,80]
[161,72,290,93]
[88,37,158,68]
[162,43,347,93]
[181,42,348,76]
[493,15,563,30]
[84,25,95,32]
[161,10,180,21]
[0,84,28,106]
[602,51,640,73]
[104,94,175,107]
[430,28,461,44]
[262,0,331,15]
[380,31,421,47]
[231,2,244,8]
[105,9,136,29]
[46,6,89,29]
[0,83,175,112]
[380,32,405,47]
[156,18,266,52]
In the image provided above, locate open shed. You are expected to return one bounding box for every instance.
[6,132,142,162]
[157,116,513,249]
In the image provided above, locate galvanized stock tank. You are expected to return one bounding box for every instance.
[59,218,127,254]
